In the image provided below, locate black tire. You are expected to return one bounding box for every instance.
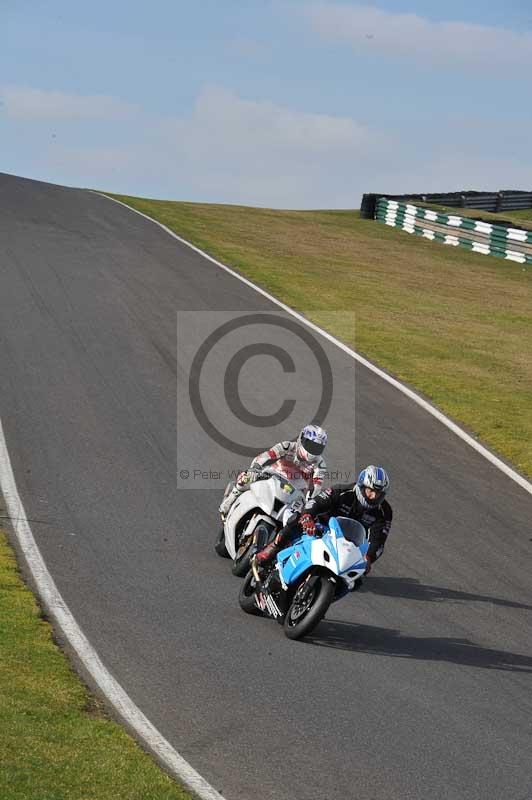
[214,527,229,558]
[283,573,335,640]
[239,571,263,616]
[231,535,254,576]
[232,521,275,577]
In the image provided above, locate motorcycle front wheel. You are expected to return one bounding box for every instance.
[231,533,255,576]
[214,527,229,558]
[232,520,275,577]
[283,573,335,640]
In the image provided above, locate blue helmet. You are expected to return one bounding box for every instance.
[355,465,390,508]
[296,424,328,463]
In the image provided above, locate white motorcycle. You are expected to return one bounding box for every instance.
[214,463,309,577]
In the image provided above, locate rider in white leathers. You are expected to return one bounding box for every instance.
[219,425,328,518]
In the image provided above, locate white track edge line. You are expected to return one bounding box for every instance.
[97,191,532,497]
[0,418,224,800]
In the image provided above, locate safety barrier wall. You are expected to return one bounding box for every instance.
[375,198,532,265]
[360,190,532,219]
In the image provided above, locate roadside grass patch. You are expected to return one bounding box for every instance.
[106,194,532,478]
[0,528,192,800]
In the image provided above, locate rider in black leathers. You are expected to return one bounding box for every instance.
[255,466,392,578]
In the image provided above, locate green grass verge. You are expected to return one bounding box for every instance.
[0,528,191,800]
[108,193,532,478]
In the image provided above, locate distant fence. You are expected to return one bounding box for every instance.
[374,198,532,265]
[360,190,532,220]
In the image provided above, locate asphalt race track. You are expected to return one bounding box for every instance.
[1,172,532,800]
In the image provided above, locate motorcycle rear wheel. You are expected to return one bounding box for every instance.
[283,574,335,640]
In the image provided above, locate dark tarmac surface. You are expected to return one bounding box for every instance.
[1,172,531,800]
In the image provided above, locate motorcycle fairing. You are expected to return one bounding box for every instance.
[276,517,368,589]
[224,474,305,559]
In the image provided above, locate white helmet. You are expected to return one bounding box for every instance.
[296,424,328,463]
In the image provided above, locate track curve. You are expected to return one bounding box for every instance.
[1,172,531,800]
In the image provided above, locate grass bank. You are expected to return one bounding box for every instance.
[108,193,532,477]
[0,527,191,800]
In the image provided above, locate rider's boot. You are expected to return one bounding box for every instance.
[255,525,292,566]
[255,541,279,566]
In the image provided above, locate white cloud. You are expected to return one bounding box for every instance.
[1,86,138,120]
[144,86,379,205]
[3,83,377,201]
[5,84,530,208]
[8,85,377,206]
[306,4,532,70]
[171,86,371,157]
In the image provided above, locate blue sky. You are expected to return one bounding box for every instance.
[2,0,531,207]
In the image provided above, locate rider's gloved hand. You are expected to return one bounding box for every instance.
[300,513,317,536]
[237,468,259,487]
[236,470,247,485]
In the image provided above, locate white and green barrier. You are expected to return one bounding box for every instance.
[375,198,532,264]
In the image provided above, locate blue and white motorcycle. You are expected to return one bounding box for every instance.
[239,516,369,640]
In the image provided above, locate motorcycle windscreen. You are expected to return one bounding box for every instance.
[330,517,368,550]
